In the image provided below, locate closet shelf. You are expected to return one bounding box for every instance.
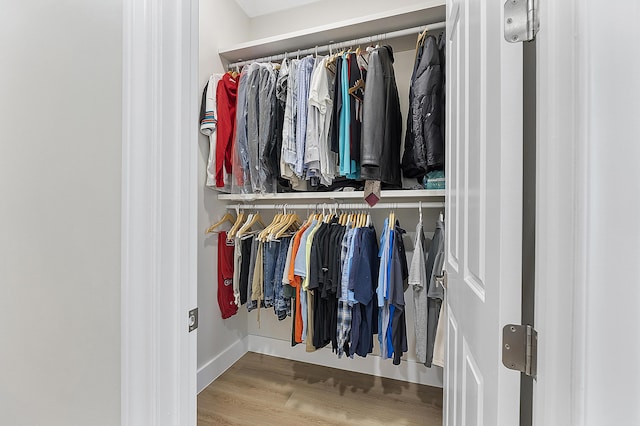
[218,2,446,64]
[217,189,445,202]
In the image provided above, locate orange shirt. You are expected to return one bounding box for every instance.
[288,223,309,343]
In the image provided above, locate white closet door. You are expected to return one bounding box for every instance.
[444,0,522,425]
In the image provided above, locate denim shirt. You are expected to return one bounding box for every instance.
[294,56,315,177]
[281,59,299,174]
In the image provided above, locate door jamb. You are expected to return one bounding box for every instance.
[534,0,587,424]
[121,0,199,424]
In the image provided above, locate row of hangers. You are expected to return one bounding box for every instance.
[229,31,388,74]
[205,208,267,240]
[207,202,443,240]
[206,204,379,241]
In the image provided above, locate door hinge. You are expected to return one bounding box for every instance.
[502,324,537,378]
[188,308,198,332]
[504,0,539,43]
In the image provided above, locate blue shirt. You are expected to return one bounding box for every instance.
[339,54,351,177]
[294,220,317,277]
[295,56,315,177]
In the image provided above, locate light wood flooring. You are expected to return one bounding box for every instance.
[198,352,442,426]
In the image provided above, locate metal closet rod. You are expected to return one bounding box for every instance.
[227,21,446,70]
[226,201,445,211]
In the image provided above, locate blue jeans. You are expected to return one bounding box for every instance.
[263,240,279,308]
[273,236,291,320]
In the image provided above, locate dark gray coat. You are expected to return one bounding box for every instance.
[360,46,403,187]
[401,35,445,178]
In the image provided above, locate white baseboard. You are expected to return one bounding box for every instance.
[247,334,443,388]
[197,336,248,393]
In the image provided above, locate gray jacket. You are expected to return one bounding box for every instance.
[360,46,403,187]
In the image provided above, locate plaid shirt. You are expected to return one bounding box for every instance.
[336,300,352,358]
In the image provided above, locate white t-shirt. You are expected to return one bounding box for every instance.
[200,73,230,191]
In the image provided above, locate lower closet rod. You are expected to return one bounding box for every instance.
[226,202,445,211]
[228,21,446,70]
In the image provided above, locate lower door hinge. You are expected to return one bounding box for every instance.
[189,308,198,332]
[502,324,537,378]
[504,0,539,43]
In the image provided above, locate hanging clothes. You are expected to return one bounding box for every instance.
[361,46,403,188]
[232,67,252,193]
[408,219,429,364]
[424,217,445,367]
[294,56,316,178]
[305,56,336,186]
[199,73,230,190]
[348,225,379,357]
[216,73,238,188]
[281,59,307,191]
[401,34,445,179]
[246,63,278,193]
[238,235,254,306]
[217,231,238,319]
[377,219,409,364]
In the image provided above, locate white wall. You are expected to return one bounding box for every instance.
[582,1,640,424]
[243,6,442,386]
[0,1,122,425]
[248,0,441,39]
[197,0,251,385]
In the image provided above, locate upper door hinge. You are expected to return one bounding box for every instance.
[188,308,198,332]
[502,324,537,378]
[504,0,539,43]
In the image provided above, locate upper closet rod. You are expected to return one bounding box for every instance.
[227,21,446,70]
[225,201,445,211]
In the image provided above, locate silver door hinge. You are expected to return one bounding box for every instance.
[188,308,198,332]
[504,0,539,43]
[502,324,537,378]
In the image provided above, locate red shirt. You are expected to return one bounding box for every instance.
[217,231,237,319]
[216,73,238,188]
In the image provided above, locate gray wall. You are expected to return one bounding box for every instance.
[0,1,122,425]
[197,0,250,372]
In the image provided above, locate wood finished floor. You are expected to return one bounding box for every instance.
[198,352,442,426]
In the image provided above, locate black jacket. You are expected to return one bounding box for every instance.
[361,46,403,187]
[401,35,444,179]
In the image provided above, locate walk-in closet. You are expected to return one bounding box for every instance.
[197,1,447,424]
